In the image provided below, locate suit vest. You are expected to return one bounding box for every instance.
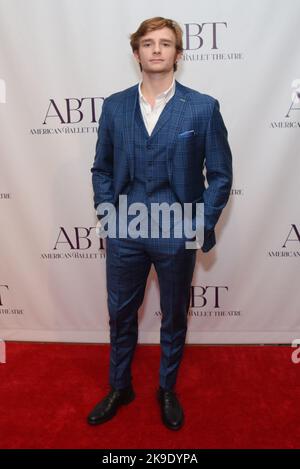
[118,97,182,238]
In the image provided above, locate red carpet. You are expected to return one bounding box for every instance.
[0,342,299,449]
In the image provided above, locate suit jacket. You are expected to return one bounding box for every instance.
[91,80,233,252]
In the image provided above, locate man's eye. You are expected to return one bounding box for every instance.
[163,43,170,46]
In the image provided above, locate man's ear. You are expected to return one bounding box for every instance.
[133,50,140,64]
[176,51,183,63]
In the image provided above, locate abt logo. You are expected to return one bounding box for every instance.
[43,97,104,125]
[291,339,300,364]
[286,79,300,118]
[282,224,300,247]
[53,227,104,250]
[191,285,228,308]
[184,22,227,50]
[0,340,6,364]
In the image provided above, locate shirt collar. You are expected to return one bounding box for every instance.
[138,78,176,105]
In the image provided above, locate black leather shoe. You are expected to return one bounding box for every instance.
[157,386,184,430]
[87,385,135,425]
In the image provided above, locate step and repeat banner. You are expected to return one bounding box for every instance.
[0,0,299,344]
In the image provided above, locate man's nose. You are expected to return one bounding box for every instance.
[153,43,161,54]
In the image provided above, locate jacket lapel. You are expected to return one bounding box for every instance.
[165,81,189,180]
[123,85,138,181]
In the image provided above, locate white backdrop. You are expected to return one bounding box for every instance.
[0,0,299,344]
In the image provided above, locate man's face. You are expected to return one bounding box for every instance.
[134,27,181,74]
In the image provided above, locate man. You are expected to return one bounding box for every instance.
[88,17,232,430]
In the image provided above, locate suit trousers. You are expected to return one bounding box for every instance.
[105,228,196,391]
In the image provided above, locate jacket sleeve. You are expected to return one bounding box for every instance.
[201,99,233,251]
[91,98,114,212]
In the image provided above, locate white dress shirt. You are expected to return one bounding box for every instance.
[138,78,176,136]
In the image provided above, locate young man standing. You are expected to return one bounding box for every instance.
[89,17,232,430]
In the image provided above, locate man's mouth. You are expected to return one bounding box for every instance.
[150,59,164,62]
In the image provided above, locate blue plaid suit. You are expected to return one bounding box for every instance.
[91,80,232,390]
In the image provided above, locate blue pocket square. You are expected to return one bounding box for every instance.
[178,130,195,138]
